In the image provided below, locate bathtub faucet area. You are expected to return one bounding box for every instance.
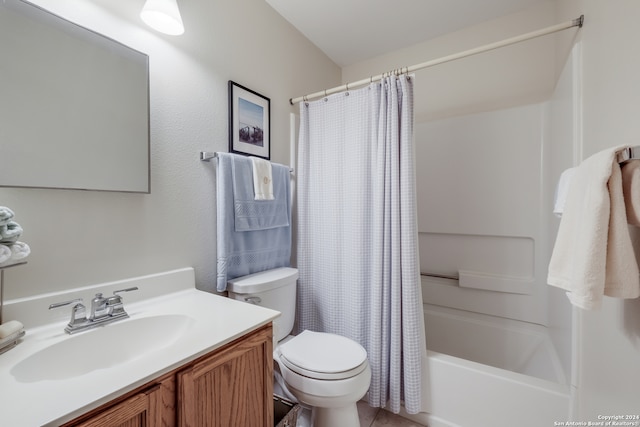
[48,287,139,334]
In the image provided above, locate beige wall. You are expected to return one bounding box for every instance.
[0,0,340,299]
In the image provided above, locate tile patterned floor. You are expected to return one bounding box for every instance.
[357,401,427,427]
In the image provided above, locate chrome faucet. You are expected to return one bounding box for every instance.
[49,287,139,334]
[89,293,109,320]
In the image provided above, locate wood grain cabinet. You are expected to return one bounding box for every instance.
[63,324,273,427]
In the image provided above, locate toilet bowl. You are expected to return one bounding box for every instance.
[275,330,371,427]
[227,268,372,427]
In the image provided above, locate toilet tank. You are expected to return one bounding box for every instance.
[227,267,298,342]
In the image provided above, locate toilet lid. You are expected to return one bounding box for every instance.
[278,330,368,379]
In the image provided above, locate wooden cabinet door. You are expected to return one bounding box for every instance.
[178,325,273,427]
[71,385,160,427]
[64,375,175,427]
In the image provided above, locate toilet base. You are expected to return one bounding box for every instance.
[273,337,371,427]
[312,404,360,427]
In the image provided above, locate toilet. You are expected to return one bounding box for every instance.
[227,267,371,427]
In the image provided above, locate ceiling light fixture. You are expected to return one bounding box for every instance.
[140,0,184,36]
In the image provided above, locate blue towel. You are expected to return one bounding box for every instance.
[232,157,290,231]
[216,153,291,291]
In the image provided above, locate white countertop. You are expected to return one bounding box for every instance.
[0,268,280,426]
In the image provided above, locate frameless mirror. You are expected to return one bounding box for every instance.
[0,0,150,193]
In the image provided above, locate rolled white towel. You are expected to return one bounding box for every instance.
[9,241,30,260]
[0,221,22,243]
[0,242,30,267]
[0,206,14,226]
[0,245,11,264]
[0,320,24,340]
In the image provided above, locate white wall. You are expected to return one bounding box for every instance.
[0,0,340,299]
[555,0,640,419]
[342,1,558,122]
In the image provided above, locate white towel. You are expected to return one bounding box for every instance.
[0,245,10,264]
[547,145,640,310]
[553,167,576,217]
[0,221,22,243]
[0,206,14,226]
[251,157,274,200]
[0,241,30,267]
[9,241,30,260]
[0,320,23,340]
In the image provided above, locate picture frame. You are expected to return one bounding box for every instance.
[228,81,270,160]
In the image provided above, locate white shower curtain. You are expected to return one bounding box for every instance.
[296,75,425,414]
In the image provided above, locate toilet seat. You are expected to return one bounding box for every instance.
[277,330,368,380]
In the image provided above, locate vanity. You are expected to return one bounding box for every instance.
[0,268,279,426]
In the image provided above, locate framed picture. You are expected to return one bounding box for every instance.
[228,81,270,160]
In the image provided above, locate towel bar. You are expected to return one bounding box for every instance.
[200,151,294,173]
[617,146,640,163]
[420,272,459,280]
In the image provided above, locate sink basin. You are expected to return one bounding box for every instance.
[11,314,193,383]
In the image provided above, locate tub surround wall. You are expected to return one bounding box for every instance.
[0,0,340,300]
[417,103,549,326]
[544,39,580,388]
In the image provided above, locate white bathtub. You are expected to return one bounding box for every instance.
[423,304,568,383]
[397,304,571,427]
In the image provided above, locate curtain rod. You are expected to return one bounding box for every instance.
[290,15,584,105]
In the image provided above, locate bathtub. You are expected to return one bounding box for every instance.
[397,304,571,427]
[423,304,568,383]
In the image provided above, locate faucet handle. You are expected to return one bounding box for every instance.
[49,298,84,310]
[49,298,87,327]
[106,287,138,316]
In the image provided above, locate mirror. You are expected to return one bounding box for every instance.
[0,0,150,193]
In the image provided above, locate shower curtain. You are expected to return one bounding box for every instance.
[296,74,425,414]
